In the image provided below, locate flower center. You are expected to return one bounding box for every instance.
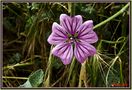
[66,32,79,43]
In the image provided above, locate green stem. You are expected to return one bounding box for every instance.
[119,58,124,84]
[2,76,28,80]
[93,3,129,29]
[105,55,119,87]
[44,45,53,87]
[101,37,126,44]
[105,39,127,86]
[78,60,87,87]
[3,63,33,70]
[68,3,75,16]
[65,57,76,85]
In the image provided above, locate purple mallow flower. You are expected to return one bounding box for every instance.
[47,14,98,65]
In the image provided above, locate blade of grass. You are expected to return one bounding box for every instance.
[3,62,33,70]
[119,57,124,84]
[65,57,76,86]
[78,60,87,87]
[2,76,28,80]
[44,45,53,87]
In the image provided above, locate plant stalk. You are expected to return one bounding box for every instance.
[44,45,53,87]
[2,76,28,80]
[93,3,129,29]
[78,60,87,87]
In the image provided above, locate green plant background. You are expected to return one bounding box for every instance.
[3,2,129,87]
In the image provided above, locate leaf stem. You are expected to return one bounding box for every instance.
[2,76,28,80]
[3,63,33,70]
[93,3,129,29]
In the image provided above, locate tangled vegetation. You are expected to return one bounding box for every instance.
[3,2,129,87]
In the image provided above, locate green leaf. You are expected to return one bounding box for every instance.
[19,80,32,88]
[29,69,44,87]
[19,69,44,88]
[9,53,21,64]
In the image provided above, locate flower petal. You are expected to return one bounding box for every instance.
[60,14,72,33]
[77,20,93,33]
[47,22,67,45]
[72,15,82,34]
[74,42,96,63]
[79,30,98,43]
[77,20,98,43]
[52,42,73,65]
